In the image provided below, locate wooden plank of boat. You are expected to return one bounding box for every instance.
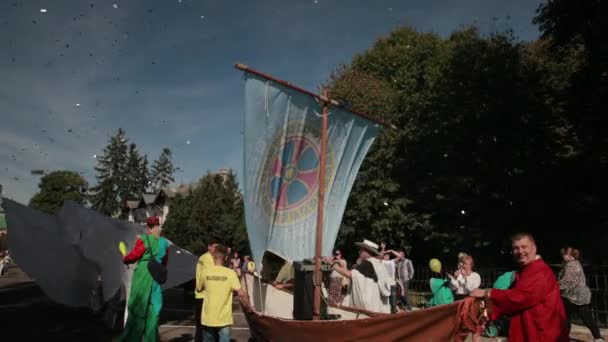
[240,296,470,342]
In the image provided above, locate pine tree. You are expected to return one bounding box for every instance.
[123,143,147,201]
[139,155,150,193]
[150,148,176,190]
[90,129,129,216]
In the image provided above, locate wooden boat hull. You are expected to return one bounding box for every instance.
[240,297,464,342]
[239,274,469,342]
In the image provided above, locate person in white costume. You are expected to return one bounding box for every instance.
[325,239,391,313]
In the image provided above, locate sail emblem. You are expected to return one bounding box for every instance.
[257,121,335,227]
[270,135,320,211]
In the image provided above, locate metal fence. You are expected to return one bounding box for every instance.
[407,265,608,327]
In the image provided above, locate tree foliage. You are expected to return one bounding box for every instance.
[123,143,149,201]
[90,129,129,216]
[329,21,607,264]
[163,170,247,256]
[29,170,88,214]
[150,148,176,191]
[90,129,150,217]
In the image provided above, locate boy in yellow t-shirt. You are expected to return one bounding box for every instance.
[194,239,219,341]
[197,244,247,342]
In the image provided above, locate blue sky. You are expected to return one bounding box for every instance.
[0,0,541,204]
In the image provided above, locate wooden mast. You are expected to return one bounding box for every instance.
[234,63,389,127]
[313,89,329,320]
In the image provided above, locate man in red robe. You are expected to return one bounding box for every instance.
[471,233,569,342]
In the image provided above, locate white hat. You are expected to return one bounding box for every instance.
[354,239,381,256]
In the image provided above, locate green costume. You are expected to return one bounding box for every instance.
[485,271,515,337]
[118,235,169,342]
[428,277,454,307]
[493,271,515,290]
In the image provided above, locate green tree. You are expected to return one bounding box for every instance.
[90,128,129,216]
[29,171,88,214]
[163,170,248,255]
[161,191,193,246]
[328,26,566,264]
[139,155,150,192]
[150,148,175,190]
[123,143,148,201]
[533,0,608,262]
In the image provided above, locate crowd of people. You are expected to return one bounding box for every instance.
[326,233,604,341]
[115,217,604,341]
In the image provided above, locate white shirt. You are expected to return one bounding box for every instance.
[382,259,396,280]
[449,272,481,295]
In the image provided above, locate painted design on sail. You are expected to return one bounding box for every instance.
[258,121,335,226]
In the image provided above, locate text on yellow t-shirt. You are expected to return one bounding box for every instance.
[194,252,215,299]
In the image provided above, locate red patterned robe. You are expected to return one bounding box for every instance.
[489,258,569,342]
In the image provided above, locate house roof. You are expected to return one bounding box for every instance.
[126,200,141,210]
[123,185,191,209]
[160,185,189,198]
[142,193,158,205]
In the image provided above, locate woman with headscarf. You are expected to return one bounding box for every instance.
[118,216,169,342]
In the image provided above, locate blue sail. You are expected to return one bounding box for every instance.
[243,72,381,268]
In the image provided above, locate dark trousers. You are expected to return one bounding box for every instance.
[398,281,412,310]
[563,298,602,339]
[389,285,398,313]
[195,298,204,342]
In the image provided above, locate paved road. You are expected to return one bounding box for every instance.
[0,264,249,341]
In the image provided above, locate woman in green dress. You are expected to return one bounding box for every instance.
[119,216,169,342]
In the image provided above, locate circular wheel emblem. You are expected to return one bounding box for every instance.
[269,136,320,211]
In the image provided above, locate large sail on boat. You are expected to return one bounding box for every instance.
[236,64,483,341]
[242,66,381,266]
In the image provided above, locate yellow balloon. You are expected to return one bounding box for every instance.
[119,241,127,256]
[429,258,442,273]
[247,261,256,272]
